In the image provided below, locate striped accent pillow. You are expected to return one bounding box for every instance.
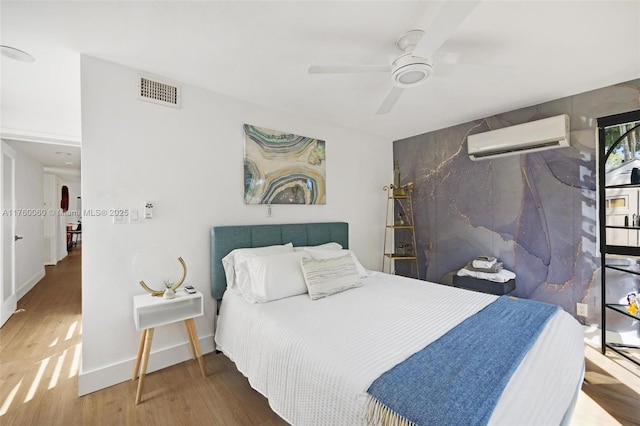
[300,253,362,300]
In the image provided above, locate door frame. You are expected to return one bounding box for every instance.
[1,141,17,327]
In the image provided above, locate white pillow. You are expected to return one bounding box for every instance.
[293,242,343,252]
[222,243,294,290]
[300,253,362,300]
[236,251,309,303]
[303,248,369,277]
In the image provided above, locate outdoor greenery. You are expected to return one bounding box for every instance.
[604,120,640,172]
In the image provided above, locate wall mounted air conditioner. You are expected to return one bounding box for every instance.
[467,114,570,161]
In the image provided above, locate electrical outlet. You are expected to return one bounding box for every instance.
[113,212,126,224]
[576,303,588,317]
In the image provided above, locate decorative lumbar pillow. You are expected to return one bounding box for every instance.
[236,251,309,303]
[222,243,294,290]
[303,248,370,277]
[300,253,362,300]
[293,242,343,252]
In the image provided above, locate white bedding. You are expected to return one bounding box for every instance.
[215,272,584,426]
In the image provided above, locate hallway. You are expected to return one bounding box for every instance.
[0,247,82,424]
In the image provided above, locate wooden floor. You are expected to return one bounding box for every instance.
[577,346,640,426]
[1,246,639,425]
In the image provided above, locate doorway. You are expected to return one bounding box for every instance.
[0,137,81,327]
[598,109,640,366]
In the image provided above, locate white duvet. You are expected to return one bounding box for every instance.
[215,272,584,426]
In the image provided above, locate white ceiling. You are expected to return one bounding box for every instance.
[1,1,639,170]
[4,139,81,179]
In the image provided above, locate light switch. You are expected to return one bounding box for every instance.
[129,209,141,224]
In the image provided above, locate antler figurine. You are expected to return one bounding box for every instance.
[139,257,187,296]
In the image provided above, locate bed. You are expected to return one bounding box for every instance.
[211,222,585,426]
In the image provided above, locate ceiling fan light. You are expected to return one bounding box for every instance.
[391,55,432,88]
[398,69,427,85]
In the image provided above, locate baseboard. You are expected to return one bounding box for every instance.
[77,333,215,396]
[17,269,46,300]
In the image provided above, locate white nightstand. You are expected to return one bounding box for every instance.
[132,289,206,404]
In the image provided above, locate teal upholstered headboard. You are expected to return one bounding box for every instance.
[210,222,349,299]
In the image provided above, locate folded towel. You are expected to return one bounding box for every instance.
[465,261,503,273]
[472,256,497,269]
[475,256,496,262]
[457,267,516,283]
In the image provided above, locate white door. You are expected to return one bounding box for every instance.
[1,142,17,327]
[605,188,640,246]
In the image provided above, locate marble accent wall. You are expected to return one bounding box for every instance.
[393,79,640,323]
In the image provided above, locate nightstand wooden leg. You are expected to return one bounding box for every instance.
[184,321,196,360]
[135,328,154,404]
[133,329,147,380]
[185,318,206,377]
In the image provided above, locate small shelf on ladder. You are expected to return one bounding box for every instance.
[382,183,419,279]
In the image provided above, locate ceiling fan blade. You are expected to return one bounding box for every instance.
[376,86,405,115]
[308,65,391,74]
[431,62,457,77]
[412,1,480,59]
[433,62,514,78]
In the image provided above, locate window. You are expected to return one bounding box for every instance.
[602,112,640,172]
[606,197,627,209]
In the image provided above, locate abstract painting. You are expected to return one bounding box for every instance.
[243,124,326,204]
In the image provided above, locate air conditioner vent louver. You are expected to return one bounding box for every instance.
[467,114,570,161]
[137,76,181,108]
[470,140,564,159]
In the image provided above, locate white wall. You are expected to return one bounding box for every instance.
[4,141,45,298]
[79,56,391,394]
[42,173,66,264]
[43,173,57,264]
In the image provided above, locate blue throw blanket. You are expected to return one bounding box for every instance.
[367,296,559,426]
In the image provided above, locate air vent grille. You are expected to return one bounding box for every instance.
[138,76,181,108]
[470,140,564,159]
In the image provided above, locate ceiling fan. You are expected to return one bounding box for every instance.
[308,1,480,115]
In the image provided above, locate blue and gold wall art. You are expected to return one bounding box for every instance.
[243,124,326,204]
